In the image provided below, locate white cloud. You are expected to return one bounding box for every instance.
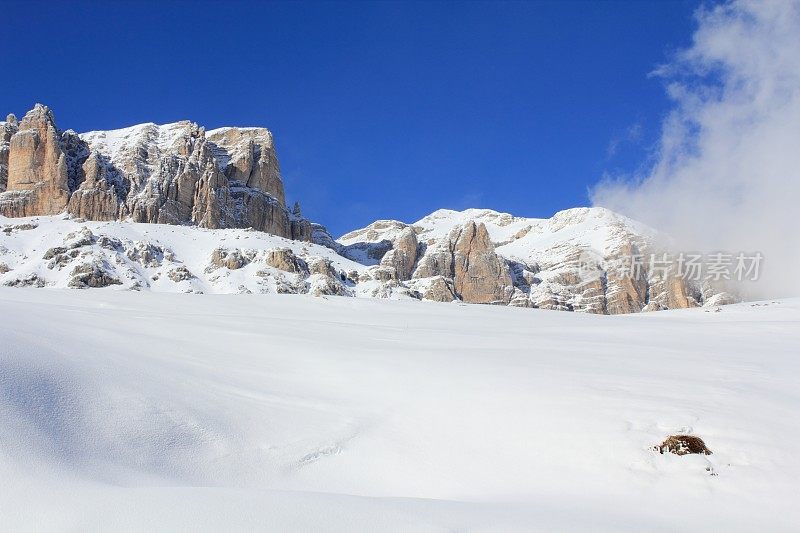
[592,0,800,298]
[606,121,643,159]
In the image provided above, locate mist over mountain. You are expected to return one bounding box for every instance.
[592,0,800,299]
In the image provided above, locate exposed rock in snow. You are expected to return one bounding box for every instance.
[264,248,308,274]
[656,435,712,456]
[407,275,457,302]
[0,214,368,297]
[410,221,513,304]
[167,265,194,282]
[310,222,342,253]
[3,273,45,287]
[206,126,285,205]
[68,261,122,288]
[337,220,404,265]
[209,248,252,271]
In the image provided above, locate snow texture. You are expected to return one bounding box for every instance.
[0,214,378,297]
[0,288,798,531]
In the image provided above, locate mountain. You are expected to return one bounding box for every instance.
[0,104,309,240]
[0,104,733,313]
[319,207,734,312]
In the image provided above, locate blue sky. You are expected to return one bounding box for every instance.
[2,0,700,236]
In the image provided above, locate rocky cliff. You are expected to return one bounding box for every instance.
[0,104,310,240]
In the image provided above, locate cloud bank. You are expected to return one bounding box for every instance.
[592,0,800,298]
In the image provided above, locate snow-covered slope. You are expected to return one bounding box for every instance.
[408,206,653,261]
[341,207,648,249]
[80,122,191,163]
[1,289,797,531]
[0,214,391,297]
[1,207,731,313]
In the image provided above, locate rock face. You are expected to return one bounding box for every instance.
[66,152,120,221]
[411,222,512,304]
[0,104,310,240]
[206,127,285,205]
[2,105,70,216]
[418,276,457,302]
[379,227,417,281]
[1,114,19,191]
[603,242,648,315]
[451,222,513,304]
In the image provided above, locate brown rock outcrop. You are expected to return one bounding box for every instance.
[68,262,122,288]
[420,276,457,302]
[167,266,194,282]
[309,257,336,277]
[209,249,251,270]
[1,104,70,216]
[656,435,711,456]
[66,152,119,221]
[643,274,697,312]
[264,248,308,274]
[603,242,648,315]
[452,222,513,304]
[413,222,513,304]
[335,207,734,313]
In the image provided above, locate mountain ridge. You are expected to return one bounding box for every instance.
[316,205,732,312]
[0,104,733,313]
